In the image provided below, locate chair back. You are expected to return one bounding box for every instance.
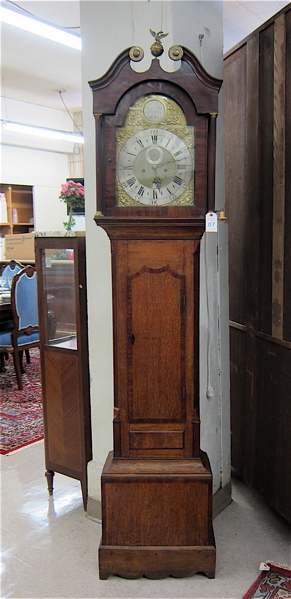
[1,260,23,290]
[0,265,39,390]
[11,265,38,334]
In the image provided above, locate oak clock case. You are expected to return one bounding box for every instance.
[89,42,221,580]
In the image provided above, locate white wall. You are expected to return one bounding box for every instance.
[80,0,231,515]
[1,144,69,231]
[1,98,81,232]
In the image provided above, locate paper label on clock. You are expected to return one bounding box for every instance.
[206,212,218,232]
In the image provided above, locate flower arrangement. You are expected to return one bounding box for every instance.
[59,180,85,231]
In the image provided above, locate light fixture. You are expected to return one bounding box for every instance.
[2,121,84,144]
[0,6,82,50]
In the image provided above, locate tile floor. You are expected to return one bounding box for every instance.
[1,440,290,599]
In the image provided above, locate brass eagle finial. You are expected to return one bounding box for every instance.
[150,29,168,57]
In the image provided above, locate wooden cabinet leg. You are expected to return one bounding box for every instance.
[45,470,55,496]
[13,351,23,389]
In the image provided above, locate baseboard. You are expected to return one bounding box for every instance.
[86,497,102,521]
[213,481,232,519]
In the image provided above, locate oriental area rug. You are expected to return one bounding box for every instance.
[0,349,44,454]
[242,562,291,599]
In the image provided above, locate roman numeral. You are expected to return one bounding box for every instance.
[136,138,144,148]
[151,134,157,145]
[127,177,136,187]
[137,186,145,197]
[173,176,183,185]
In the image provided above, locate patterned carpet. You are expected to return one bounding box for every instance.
[0,349,44,454]
[242,562,291,599]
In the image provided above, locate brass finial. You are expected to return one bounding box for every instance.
[168,45,183,61]
[150,29,168,57]
[218,210,227,221]
[129,46,144,62]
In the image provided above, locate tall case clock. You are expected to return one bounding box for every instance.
[89,33,222,580]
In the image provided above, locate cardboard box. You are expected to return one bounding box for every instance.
[5,233,35,261]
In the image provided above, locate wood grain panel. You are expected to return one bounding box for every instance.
[245,36,259,330]
[129,430,184,450]
[225,6,290,521]
[258,24,274,335]
[229,327,247,476]
[128,266,185,421]
[283,9,291,341]
[239,38,261,480]
[103,480,210,546]
[43,349,82,472]
[99,546,216,580]
[224,46,246,325]
[272,14,286,339]
[255,338,291,520]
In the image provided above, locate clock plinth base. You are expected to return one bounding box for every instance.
[99,451,216,580]
[99,544,216,580]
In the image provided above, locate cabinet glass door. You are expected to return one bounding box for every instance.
[42,248,77,349]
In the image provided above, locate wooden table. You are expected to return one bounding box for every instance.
[0,296,12,323]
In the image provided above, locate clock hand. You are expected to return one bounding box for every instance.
[152,176,162,189]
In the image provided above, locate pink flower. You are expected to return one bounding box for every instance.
[59,180,85,207]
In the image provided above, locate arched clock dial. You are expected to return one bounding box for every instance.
[116,94,195,207]
[117,128,194,206]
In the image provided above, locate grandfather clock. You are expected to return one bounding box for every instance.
[89,33,222,579]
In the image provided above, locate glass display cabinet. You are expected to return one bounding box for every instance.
[35,233,92,509]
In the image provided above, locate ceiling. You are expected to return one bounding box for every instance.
[1,0,290,116]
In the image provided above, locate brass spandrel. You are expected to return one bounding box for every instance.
[124,95,187,128]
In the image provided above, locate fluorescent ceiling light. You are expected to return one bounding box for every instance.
[3,121,84,144]
[0,6,81,50]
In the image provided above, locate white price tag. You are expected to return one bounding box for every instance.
[206,212,218,232]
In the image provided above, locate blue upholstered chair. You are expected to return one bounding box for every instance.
[0,265,39,389]
[1,260,23,290]
[0,261,24,372]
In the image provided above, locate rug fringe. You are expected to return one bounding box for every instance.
[1,437,44,455]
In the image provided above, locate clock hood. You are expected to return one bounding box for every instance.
[89,46,222,116]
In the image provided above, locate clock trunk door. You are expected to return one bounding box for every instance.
[113,239,199,459]
[129,264,185,422]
